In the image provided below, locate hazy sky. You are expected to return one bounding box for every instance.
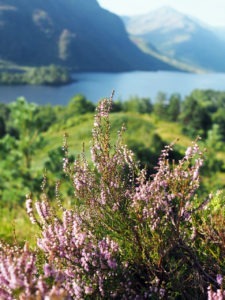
[97,0,225,27]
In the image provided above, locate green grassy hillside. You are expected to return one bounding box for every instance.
[1,91,225,244]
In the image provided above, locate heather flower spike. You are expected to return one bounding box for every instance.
[25,194,39,226]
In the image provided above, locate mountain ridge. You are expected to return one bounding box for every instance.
[123,6,225,72]
[0,0,176,72]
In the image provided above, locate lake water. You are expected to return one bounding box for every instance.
[1,70,225,105]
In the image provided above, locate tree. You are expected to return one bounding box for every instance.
[212,108,225,141]
[123,96,153,114]
[206,124,223,151]
[0,117,6,138]
[67,94,95,115]
[35,104,57,132]
[179,96,212,138]
[153,92,168,119]
[8,97,44,169]
[167,93,181,121]
[0,103,10,137]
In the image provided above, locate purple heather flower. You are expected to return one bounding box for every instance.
[217,274,223,286]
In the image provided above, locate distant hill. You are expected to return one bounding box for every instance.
[212,26,225,42]
[123,6,225,72]
[0,0,176,72]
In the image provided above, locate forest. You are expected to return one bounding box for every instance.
[0,89,225,298]
[0,65,72,86]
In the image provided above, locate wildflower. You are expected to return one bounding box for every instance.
[217,274,223,286]
[25,194,37,224]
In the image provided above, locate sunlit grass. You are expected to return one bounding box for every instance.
[0,206,39,246]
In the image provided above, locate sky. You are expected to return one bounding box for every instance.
[97,0,225,27]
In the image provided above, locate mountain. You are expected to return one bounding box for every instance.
[212,26,225,42]
[123,6,225,72]
[0,0,176,72]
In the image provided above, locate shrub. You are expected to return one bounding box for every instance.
[0,96,224,298]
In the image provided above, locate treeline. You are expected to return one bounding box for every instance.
[0,65,72,86]
[123,90,225,176]
[113,90,225,141]
[0,89,225,206]
[114,90,225,170]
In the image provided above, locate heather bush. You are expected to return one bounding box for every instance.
[0,242,68,299]
[1,95,225,299]
[195,190,225,278]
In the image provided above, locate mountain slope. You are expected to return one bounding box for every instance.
[0,0,176,72]
[123,6,225,72]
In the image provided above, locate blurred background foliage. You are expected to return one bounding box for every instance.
[1,89,225,243]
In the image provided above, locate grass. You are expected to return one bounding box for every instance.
[2,110,225,244]
[0,206,39,246]
[34,112,192,172]
[154,119,191,146]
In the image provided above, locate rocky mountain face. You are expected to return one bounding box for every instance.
[0,0,175,71]
[123,6,225,72]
